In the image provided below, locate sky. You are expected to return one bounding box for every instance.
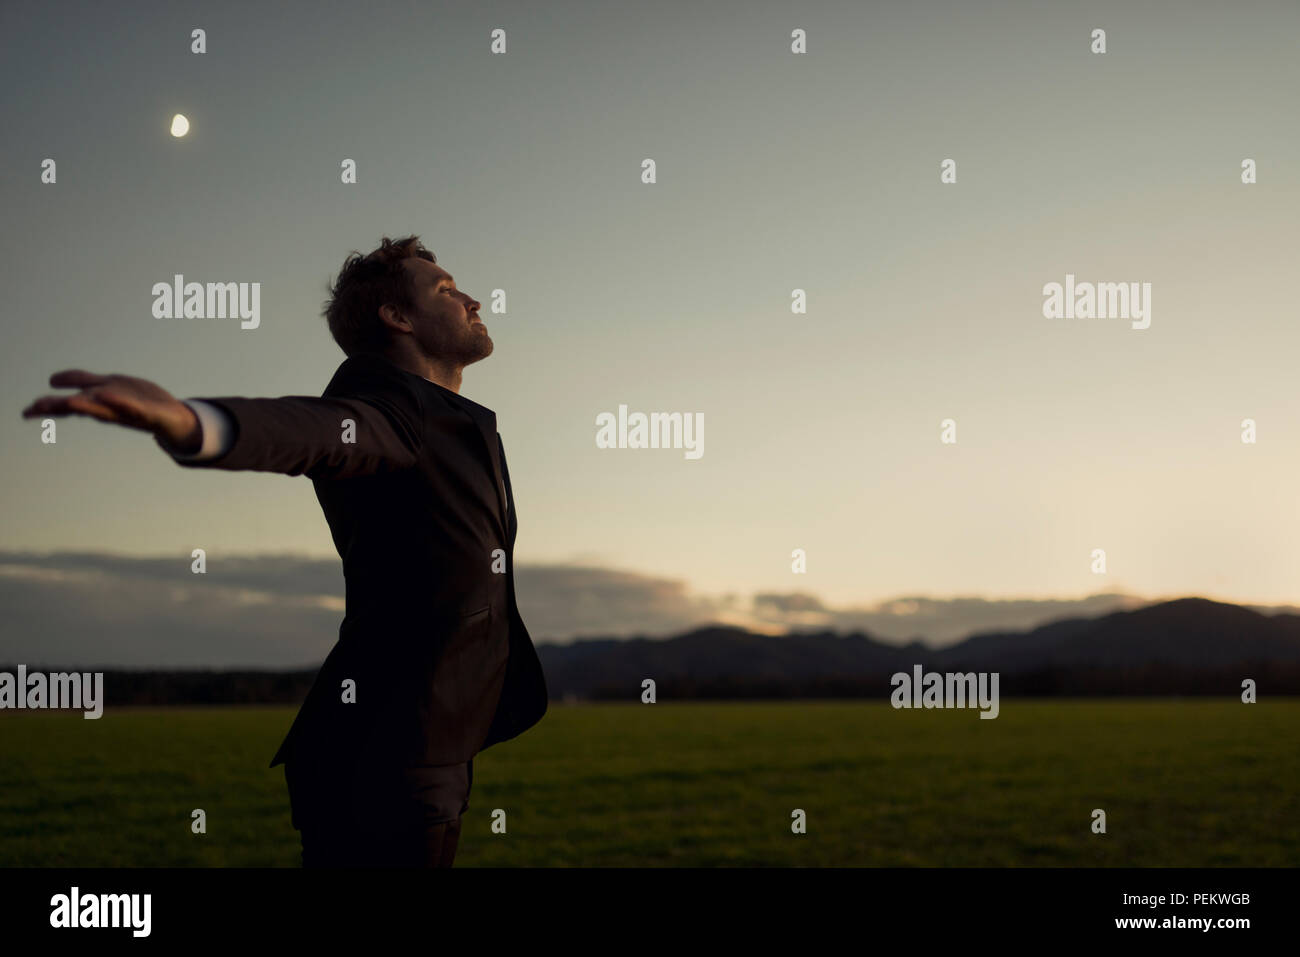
[2,0,1298,663]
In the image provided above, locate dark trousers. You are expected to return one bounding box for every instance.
[285,758,473,868]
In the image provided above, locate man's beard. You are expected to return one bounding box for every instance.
[458,327,493,364]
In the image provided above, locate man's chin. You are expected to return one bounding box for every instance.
[463,336,493,364]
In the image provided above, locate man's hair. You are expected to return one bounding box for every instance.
[323,235,436,356]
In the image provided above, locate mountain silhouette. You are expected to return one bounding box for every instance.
[8,596,1296,705]
[539,597,1300,698]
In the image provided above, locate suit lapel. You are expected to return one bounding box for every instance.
[354,356,510,536]
[497,434,516,545]
[428,388,508,536]
[466,407,509,532]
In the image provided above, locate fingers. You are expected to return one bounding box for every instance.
[21,395,68,417]
[22,371,127,421]
[21,371,146,428]
[21,393,123,423]
[92,389,140,413]
[64,394,126,423]
[48,370,111,388]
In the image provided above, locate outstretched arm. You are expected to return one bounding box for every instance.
[22,369,422,480]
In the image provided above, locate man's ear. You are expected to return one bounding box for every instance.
[378,303,410,335]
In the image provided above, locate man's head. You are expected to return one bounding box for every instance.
[323,235,491,367]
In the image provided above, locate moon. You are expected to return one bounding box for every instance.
[170,114,190,137]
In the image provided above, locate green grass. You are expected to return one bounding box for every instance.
[0,699,1295,866]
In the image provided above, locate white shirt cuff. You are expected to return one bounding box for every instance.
[164,399,235,461]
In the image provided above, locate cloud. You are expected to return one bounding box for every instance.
[0,551,747,667]
[780,593,1154,646]
[510,564,738,640]
[4,551,1285,668]
[0,552,346,669]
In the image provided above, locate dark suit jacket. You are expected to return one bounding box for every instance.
[172,353,548,773]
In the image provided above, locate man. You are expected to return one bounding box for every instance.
[21,236,548,867]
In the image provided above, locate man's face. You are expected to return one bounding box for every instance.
[390,257,492,365]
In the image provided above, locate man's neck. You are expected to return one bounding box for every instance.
[376,347,463,394]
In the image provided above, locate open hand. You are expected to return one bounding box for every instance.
[22,370,202,454]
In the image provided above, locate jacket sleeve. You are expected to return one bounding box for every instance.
[166,400,237,462]
[157,383,423,480]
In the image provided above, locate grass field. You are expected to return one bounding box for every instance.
[0,699,1295,866]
